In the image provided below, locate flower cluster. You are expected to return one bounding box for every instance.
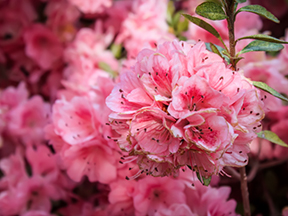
[106,40,265,179]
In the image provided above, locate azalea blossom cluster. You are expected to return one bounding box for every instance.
[0,0,288,215]
[106,40,265,179]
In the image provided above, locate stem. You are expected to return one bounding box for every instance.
[240,167,251,216]
[225,1,251,214]
[225,0,236,70]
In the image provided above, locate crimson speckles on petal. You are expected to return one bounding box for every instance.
[106,40,265,179]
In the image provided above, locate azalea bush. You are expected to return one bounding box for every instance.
[1,0,288,215]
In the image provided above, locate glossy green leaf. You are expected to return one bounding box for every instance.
[236,34,288,44]
[196,2,227,20]
[253,81,288,102]
[237,5,279,23]
[236,0,246,3]
[238,40,284,55]
[182,14,226,48]
[257,130,288,147]
[196,172,212,186]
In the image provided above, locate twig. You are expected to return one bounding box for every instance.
[259,158,288,170]
[240,167,251,216]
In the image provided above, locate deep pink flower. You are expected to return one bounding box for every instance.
[23,24,63,70]
[106,40,264,179]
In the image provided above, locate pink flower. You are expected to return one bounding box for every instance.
[67,0,112,14]
[62,138,118,183]
[0,82,28,110]
[0,5,32,52]
[116,0,174,58]
[243,60,288,112]
[108,179,136,215]
[21,210,57,216]
[45,0,80,42]
[184,180,239,216]
[7,95,50,145]
[52,96,100,145]
[106,40,264,179]
[133,176,186,216]
[23,24,63,70]
[3,96,46,145]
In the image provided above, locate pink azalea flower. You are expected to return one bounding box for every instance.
[23,24,63,70]
[67,0,112,14]
[0,145,72,215]
[7,95,50,145]
[62,138,118,184]
[52,96,100,145]
[184,180,239,216]
[64,21,118,72]
[116,0,174,58]
[21,210,57,216]
[133,176,186,216]
[108,179,136,215]
[106,40,264,179]
[45,0,80,42]
[0,6,31,52]
[0,82,28,110]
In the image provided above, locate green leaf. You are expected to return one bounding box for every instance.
[167,1,175,25]
[205,42,230,63]
[111,43,122,59]
[196,172,212,186]
[196,2,227,20]
[182,14,227,48]
[172,11,181,28]
[238,40,284,55]
[176,18,189,33]
[237,5,279,23]
[236,0,246,3]
[257,130,288,147]
[253,81,288,102]
[236,34,288,44]
[98,62,117,77]
[210,43,222,56]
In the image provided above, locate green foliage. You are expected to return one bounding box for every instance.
[111,43,122,59]
[196,172,212,186]
[98,62,117,77]
[236,0,247,3]
[253,81,288,102]
[182,14,227,49]
[167,1,189,39]
[238,40,284,55]
[236,34,288,44]
[196,2,227,20]
[257,131,288,147]
[205,42,230,63]
[236,5,279,23]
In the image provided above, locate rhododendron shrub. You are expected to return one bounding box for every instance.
[106,40,265,179]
